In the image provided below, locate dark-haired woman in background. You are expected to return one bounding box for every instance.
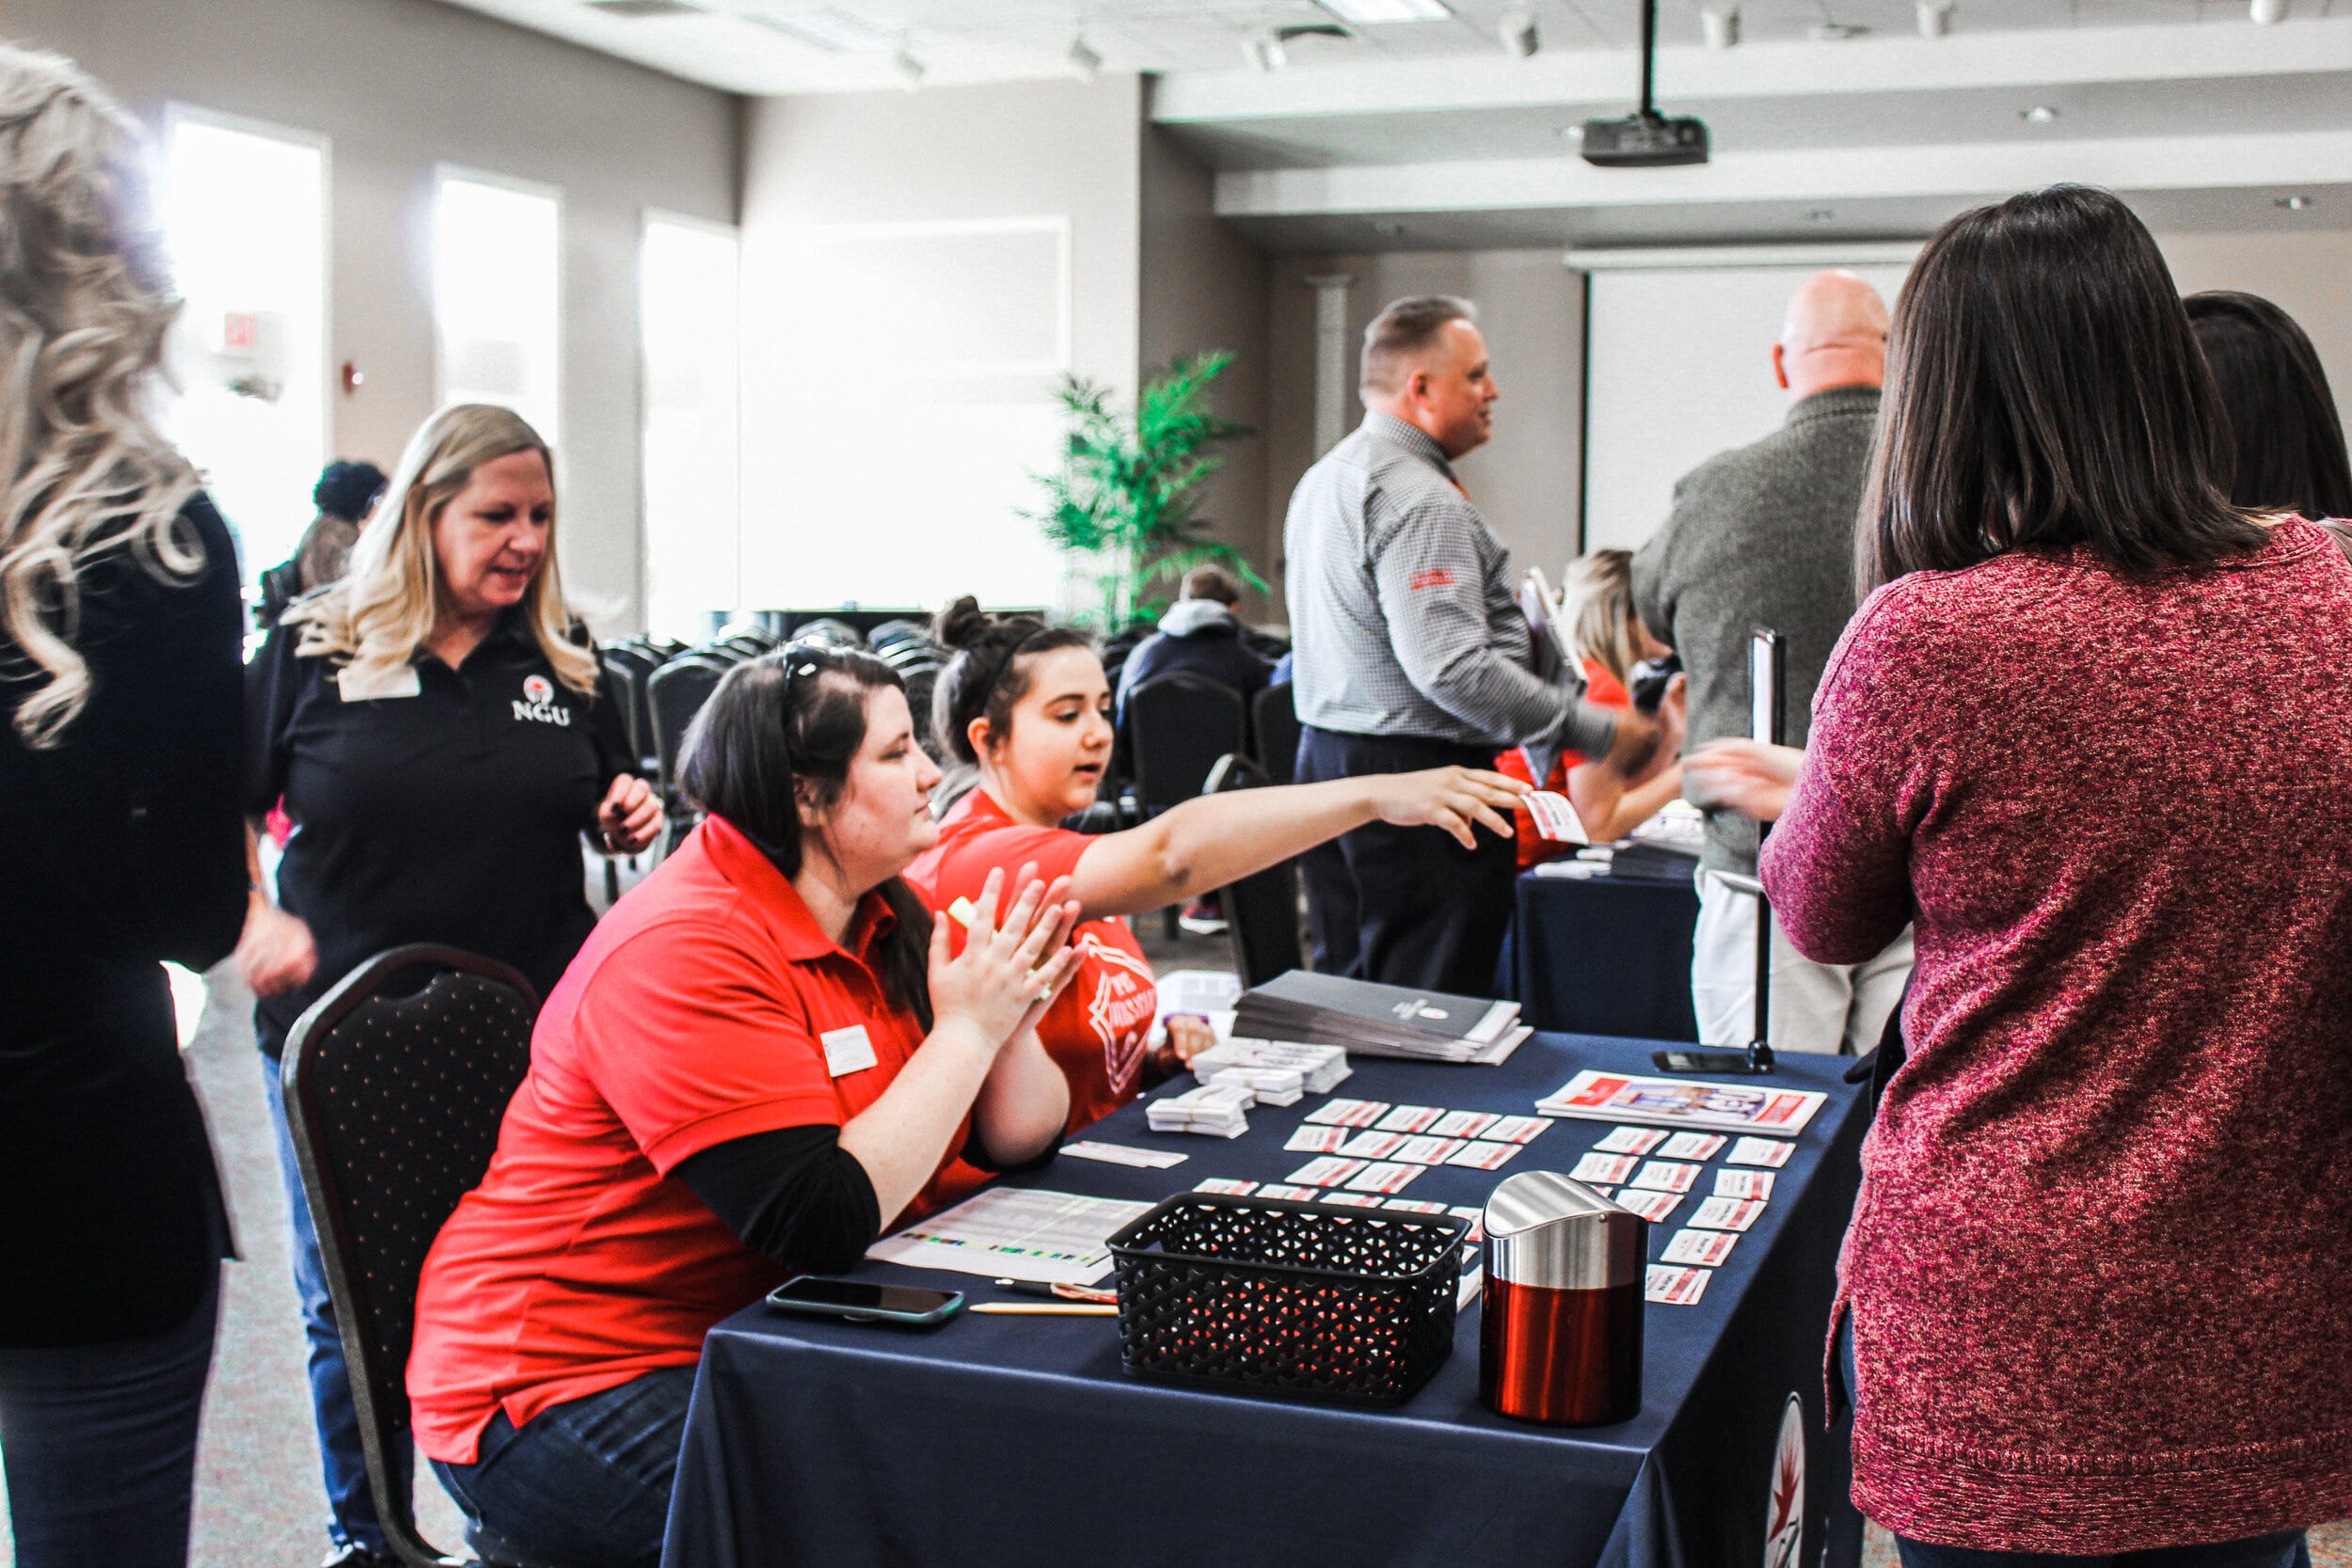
[1761,185,2352,1563]
[908,596,1529,1132]
[408,646,1077,1568]
[257,458,389,627]
[0,45,248,1568]
[2185,291,2352,523]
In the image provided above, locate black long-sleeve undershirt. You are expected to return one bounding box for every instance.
[675,1121,1059,1276]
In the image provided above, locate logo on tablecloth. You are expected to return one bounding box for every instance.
[1764,1392,1804,1568]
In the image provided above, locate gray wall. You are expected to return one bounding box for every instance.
[1138,124,1274,619]
[1263,248,1586,604]
[11,0,740,632]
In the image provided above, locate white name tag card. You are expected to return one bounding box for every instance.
[820,1024,878,1078]
[336,665,422,702]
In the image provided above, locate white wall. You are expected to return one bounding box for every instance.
[12,0,740,633]
[738,77,1146,615]
[2158,228,2352,463]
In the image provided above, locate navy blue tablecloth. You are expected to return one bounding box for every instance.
[1514,870,1703,1042]
[663,1034,1866,1568]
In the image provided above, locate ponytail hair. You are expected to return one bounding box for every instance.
[677,644,934,1030]
[930,595,1093,765]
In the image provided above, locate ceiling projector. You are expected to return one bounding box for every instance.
[1581,111,1709,167]
[1582,0,1709,168]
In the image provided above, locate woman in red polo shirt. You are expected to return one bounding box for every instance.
[407,645,1079,1568]
[906,598,1529,1133]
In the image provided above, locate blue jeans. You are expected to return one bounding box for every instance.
[0,1266,220,1568]
[431,1368,696,1568]
[263,1053,412,1553]
[1838,1321,2311,1568]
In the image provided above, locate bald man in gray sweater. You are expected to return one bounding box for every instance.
[1630,270,1914,1054]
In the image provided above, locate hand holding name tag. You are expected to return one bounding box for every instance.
[930,864,1082,1053]
[1361,766,1531,850]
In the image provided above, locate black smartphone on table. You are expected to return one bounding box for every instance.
[765,1275,965,1327]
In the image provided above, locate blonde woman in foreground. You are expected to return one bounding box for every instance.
[0,44,249,1568]
[234,403,660,1565]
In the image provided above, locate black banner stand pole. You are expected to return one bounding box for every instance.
[1742,626,1784,1072]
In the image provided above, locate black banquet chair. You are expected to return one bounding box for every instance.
[1126,673,1248,937]
[1202,753,1305,987]
[1252,680,1300,786]
[280,944,549,1568]
[647,654,728,856]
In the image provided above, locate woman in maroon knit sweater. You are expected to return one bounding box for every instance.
[1761,185,2352,1564]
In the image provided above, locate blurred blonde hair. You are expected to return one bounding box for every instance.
[0,44,201,749]
[286,404,596,696]
[1563,549,1643,687]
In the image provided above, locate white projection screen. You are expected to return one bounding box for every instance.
[1581,260,1912,554]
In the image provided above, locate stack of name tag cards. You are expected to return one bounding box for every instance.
[1188,1037,1351,1098]
[1532,1066,1823,1305]
[1146,1080,1253,1138]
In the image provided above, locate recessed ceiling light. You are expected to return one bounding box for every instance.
[746,7,897,51]
[2251,0,2288,23]
[2277,195,2314,211]
[1243,30,1287,71]
[1319,0,1449,21]
[2020,104,2059,123]
[1555,124,1585,141]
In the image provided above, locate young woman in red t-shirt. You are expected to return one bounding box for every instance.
[408,646,1079,1568]
[1494,549,1688,868]
[905,597,1529,1134]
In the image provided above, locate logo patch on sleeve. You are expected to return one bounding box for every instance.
[1408,567,1456,590]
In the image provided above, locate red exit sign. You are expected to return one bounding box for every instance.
[222,311,258,351]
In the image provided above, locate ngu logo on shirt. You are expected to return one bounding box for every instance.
[513,673,571,726]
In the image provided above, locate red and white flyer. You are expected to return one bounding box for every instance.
[1535,1071,1824,1137]
[1645,1264,1711,1306]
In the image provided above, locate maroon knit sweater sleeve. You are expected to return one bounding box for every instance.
[1760,586,1926,965]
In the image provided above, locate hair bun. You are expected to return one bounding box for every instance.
[932,595,996,652]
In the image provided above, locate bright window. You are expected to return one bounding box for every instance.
[159,109,328,587]
[435,171,561,446]
[641,215,741,642]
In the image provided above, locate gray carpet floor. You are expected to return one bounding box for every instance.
[3,911,2345,1568]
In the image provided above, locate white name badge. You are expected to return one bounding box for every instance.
[820,1023,879,1078]
[336,665,422,702]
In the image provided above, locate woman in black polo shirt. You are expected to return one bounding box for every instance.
[234,402,660,1566]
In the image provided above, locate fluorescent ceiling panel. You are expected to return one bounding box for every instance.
[1318,0,1451,23]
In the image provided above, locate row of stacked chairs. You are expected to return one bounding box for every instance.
[598,618,948,859]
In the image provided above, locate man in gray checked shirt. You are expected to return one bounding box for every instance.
[1284,294,1660,995]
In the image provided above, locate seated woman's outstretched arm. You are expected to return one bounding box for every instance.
[1065,768,1528,920]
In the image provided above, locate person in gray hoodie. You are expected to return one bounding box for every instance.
[1113,564,1274,727]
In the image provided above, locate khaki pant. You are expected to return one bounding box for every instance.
[1691,867,1914,1054]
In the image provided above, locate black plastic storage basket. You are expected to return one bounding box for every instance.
[1106,1193,1469,1406]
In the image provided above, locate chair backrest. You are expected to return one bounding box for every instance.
[597,653,643,765]
[1252,681,1301,786]
[867,618,925,650]
[794,617,864,649]
[647,655,726,792]
[1127,673,1248,816]
[281,945,538,1568]
[605,644,665,773]
[1203,753,1305,987]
